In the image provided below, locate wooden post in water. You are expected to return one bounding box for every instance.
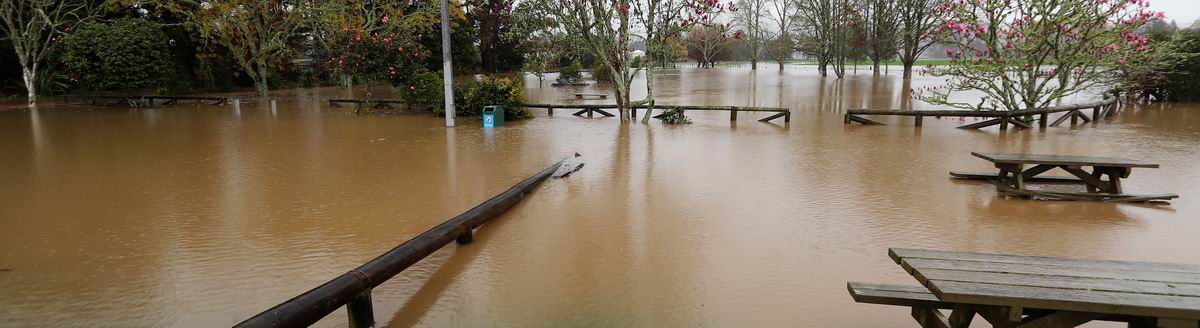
[914,115,923,127]
[270,99,277,112]
[456,229,474,245]
[730,108,737,121]
[233,99,241,112]
[547,108,553,116]
[1092,106,1100,122]
[347,289,373,328]
[1039,113,1048,128]
[1000,117,1009,130]
[1071,111,1079,125]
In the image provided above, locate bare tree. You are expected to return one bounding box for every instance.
[797,0,856,78]
[734,0,767,70]
[537,0,638,121]
[684,22,740,68]
[794,0,834,76]
[895,0,941,79]
[0,0,99,105]
[860,0,897,75]
[632,0,725,122]
[763,0,797,70]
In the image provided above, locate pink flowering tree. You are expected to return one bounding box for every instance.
[920,0,1165,111]
[330,17,430,97]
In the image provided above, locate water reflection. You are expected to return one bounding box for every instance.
[0,68,1198,327]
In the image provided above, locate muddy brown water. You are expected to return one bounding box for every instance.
[1,68,1199,327]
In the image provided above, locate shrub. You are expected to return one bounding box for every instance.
[591,60,614,83]
[330,31,429,93]
[559,59,582,81]
[400,71,445,110]
[433,76,530,120]
[62,19,176,92]
[1162,29,1200,101]
[631,56,644,68]
[657,108,692,125]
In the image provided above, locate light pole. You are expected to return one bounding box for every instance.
[441,0,456,127]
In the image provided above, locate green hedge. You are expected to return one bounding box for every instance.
[406,74,531,120]
[62,19,176,92]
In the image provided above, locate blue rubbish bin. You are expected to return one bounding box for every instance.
[482,105,504,127]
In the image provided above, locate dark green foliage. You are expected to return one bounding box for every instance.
[62,19,176,92]
[657,109,692,125]
[558,59,583,81]
[433,76,530,119]
[1163,29,1200,101]
[400,71,444,110]
[591,61,614,83]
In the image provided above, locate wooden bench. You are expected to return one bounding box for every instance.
[848,282,951,309]
[953,152,1178,203]
[850,248,1200,328]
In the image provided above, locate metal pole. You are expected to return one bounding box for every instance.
[440,0,456,127]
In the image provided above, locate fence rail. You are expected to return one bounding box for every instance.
[235,159,567,328]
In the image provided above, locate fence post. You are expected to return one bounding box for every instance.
[347,289,374,328]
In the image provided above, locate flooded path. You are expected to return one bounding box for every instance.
[1,68,1199,327]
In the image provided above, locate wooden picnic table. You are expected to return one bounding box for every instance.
[850,248,1200,328]
[951,152,1177,202]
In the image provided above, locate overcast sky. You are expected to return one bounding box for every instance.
[1154,0,1200,27]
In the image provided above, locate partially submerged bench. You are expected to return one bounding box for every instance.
[952,152,1178,203]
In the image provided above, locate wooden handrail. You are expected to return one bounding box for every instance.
[235,159,567,328]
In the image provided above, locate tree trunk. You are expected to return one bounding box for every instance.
[641,65,657,123]
[255,61,270,96]
[872,60,880,76]
[818,59,828,77]
[22,65,36,106]
[778,61,784,70]
[902,59,914,79]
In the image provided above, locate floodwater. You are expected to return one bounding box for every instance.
[1,68,1199,327]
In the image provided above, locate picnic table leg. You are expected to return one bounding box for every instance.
[1103,167,1124,194]
[1008,164,1026,191]
[911,307,952,328]
[948,305,975,328]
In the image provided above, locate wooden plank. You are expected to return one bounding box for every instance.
[849,109,1010,117]
[846,114,885,125]
[1050,112,1074,127]
[971,152,1160,168]
[1018,311,1106,328]
[1007,117,1032,129]
[1061,166,1113,192]
[915,268,1200,298]
[957,118,1003,129]
[760,112,788,122]
[890,249,1200,275]
[847,282,951,309]
[898,258,1200,285]
[948,171,1085,183]
[923,280,1200,320]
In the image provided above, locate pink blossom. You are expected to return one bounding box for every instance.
[1117,58,1126,65]
[382,15,389,24]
